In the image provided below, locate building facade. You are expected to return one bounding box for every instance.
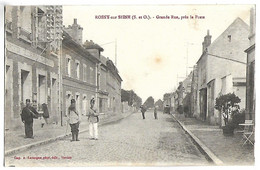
[245,7,256,122]
[106,60,123,114]
[196,18,250,125]
[61,29,100,124]
[83,40,123,115]
[5,6,63,130]
[190,65,198,117]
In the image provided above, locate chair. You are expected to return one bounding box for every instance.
[241,120,254,146]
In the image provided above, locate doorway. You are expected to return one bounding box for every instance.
[199,88,207,121]
[38,74,46,111]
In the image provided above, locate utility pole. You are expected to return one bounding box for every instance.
[100,39,117,66]
[186,42,195,76]
[115,38,117,66]
[59,38,62,126]
[186,43,188,76]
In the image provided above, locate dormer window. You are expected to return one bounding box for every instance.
[228,35,231,42]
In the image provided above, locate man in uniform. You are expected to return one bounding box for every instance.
[140,105,147,119]
[68,99,81,142]
[21,99,39,139]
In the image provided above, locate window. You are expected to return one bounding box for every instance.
[97,72,100,89]
[90,67,94,84]
[66,92,72,116]
[228,35,231,42]
[75,93,80,113]
[76,61,80,79]
[83,64,87,82]
[67,58,71,76]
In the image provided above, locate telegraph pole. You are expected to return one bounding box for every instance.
[115,39,117,66]
[100,39,118,66]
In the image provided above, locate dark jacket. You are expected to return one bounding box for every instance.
[21,106,39,123]
[141,106,147,113]
[42,103,49,118]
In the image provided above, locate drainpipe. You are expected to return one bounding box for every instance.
[95,63,98,111]
[59,38,63,126]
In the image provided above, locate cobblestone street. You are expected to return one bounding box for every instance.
[5,111,209,166]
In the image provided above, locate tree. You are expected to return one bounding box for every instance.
[121,89,130,103]
[121,89,142,109]
[155,99,163,111]
[215,93,241,126]
[143,96,154,109]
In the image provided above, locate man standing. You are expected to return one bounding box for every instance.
[68,99,81,142]
[21,99,39,139]
[86,97,100,140]
[154,106,158,119]
[140,105,147,119]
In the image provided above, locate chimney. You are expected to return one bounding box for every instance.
[64,18,83,44]
[73,18,77,25]
[202,30,212,53]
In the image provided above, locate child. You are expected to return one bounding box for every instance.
[40,114,45,128]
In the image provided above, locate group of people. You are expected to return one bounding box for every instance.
[67,96,100,142]
[21,99,160,141]
[140,105,158,120]
[21,96,102,142]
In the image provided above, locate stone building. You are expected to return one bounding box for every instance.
[83,40,106,114]
[190,65,198,117]
[97,55,109,113]
[196,18,250,125]
[61,30,100,124]
[106,59,123,114]
[244,7,256,122]
[5,6,63,130]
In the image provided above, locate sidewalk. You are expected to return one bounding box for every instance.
[172,113,254,165]
[5,111,133,156]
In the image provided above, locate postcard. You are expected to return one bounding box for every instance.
[3,4,255,166]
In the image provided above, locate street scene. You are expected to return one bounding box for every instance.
[4,4,255,167]
[5,111,209,166]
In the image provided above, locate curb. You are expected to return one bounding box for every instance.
[171,114,224,166]
[5,112,133,157]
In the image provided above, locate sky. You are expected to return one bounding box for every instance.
[63,5,252,102]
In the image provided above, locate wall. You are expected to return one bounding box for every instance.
[5,25,59,130]
[61,44,97,123]
[207,18,249,82]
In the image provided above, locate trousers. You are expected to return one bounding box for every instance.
[142,112,145,119]
[25,122,33,138]
[89,122,98,139]
[70,122,79,133]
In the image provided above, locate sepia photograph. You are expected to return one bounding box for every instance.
[2,2,256,167]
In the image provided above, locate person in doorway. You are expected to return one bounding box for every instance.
[86,97,100,140]
[154,106,158,119]
[140,105,147,119]
[68,99,81,142]
[20,99,39,139]
[42,103,49,124]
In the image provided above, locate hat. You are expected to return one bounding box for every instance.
[90,96,95,104]
[26,99,30,102]
[71,99,76,103]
